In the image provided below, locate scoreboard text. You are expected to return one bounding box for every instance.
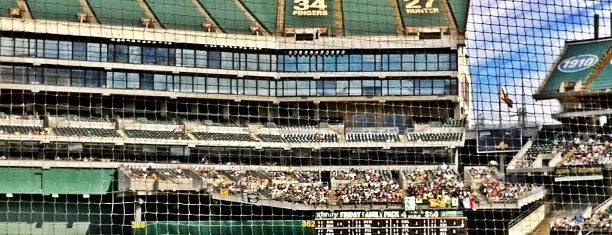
[313,210,466,235]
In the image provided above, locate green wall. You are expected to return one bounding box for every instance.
[0,167,114,195]
[133,220,314,235]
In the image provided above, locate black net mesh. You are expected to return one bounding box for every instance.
[0,1,610,234]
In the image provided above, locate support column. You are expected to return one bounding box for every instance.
[134,198,143,222]
[498,154,506,178]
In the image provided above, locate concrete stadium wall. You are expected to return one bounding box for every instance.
[508,204,547,235]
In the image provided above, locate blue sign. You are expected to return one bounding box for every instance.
[558,54,598,73]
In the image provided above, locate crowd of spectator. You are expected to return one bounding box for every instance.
[561,135,612,166]
[264,170,320,183]
[193,167,228,188]
[583,208,612,231]
[119,162,551,208]
[257,169,329,205]
[332,169,359,181]
[263,183,329,205]
[335,181,403,205]
[126,164,157,180]
[403,167,471,208]
[467,168,490,180]
[219,169,266,195]
[331,169,403,205]
[480,178,540,203]
[551,207,612,232]
[156,167,189,180]
[512,155,536,169]
[125,164,190,181]
[551,215,585,231]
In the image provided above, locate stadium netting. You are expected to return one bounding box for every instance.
[0,1,611,235]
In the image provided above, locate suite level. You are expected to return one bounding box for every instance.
[0,64,458,97]
[0,35,458,73]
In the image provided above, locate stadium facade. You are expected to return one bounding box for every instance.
[0,0,549,234]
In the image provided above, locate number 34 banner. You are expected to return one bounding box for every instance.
[292,0,328,16]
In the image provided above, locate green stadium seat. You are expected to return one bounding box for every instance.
[526,143,554,156]
[257,134,284,142]
[26,0,83,21]
[257,133,338,143]
[0,125,44,135]
[124,129,187,140]
[196,0,251,34]
[191,132,254,141]
[53,127,121,138]
[442,117,466,127]
[282,134,338,143]
[144,0,205,31]
[406,132,463,142]
[345,133,400,142]
[342,0,396,36]
[87,0,145,27]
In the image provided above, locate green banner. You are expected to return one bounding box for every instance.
[284,0,335,30]
[133,220,313,235]
[555,166,602,176]
[397,0,448,27]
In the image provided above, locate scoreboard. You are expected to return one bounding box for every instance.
[310,210,467,235]
[476,128,523,153]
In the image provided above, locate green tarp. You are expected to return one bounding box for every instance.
[144,0,206,31]
[447,0,470,33]
[342,0,397,36]
[26,0,82,21]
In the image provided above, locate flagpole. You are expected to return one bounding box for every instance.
[497,54,502,127]
[498,83,502,127]
[520,76,524,128]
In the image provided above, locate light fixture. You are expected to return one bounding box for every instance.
[140,18,152,28]
[249,26,261,35]
[202,23,213,32]
[76,13,89,23]
[9,8,21,18]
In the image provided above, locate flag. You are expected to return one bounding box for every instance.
[462,197,474,209]
[499,85,513,108]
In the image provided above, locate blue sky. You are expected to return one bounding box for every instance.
[466,0,612,126]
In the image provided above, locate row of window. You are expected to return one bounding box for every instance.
[0,65,458,97]
[0,36,458,72]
